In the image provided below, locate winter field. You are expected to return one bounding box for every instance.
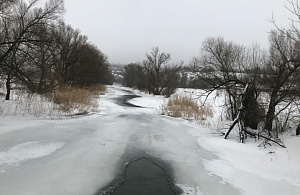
[0,85,300,194]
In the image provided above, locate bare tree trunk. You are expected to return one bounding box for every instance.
[5,76,11,100]
[265,91,278,136]
[225,84,248,141]
[296,124,300,136]
[224,114,239,139]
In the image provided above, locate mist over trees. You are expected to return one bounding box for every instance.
[0,0,113,100]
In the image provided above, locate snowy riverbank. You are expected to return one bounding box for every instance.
[0,85,299,194]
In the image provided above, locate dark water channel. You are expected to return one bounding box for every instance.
[98,92,182,194]
[114,95,143,108]
[96,156,182,195]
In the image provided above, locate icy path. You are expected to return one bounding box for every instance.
[0,86,299,195]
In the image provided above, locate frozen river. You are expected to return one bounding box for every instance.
[0,86,242,194]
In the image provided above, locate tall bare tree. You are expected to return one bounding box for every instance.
[0,0,64,65]
[122,63,145,88]
[262,30,300,137]
[51,21,87,86]
[0,0,64,99]
[198,38,268,143]
[200,37,246,120]
[143,47,182,96]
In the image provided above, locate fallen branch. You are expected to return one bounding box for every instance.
[224,114,239,139]
[244,129,286,148]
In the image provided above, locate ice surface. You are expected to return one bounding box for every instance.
[0,85,299,195]
[0,141,64,173]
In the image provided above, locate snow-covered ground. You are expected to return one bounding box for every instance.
[0,85,299,194]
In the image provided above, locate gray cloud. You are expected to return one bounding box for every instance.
[64,0,290,64]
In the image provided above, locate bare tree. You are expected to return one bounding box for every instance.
[0,0,64,65]
[193,1,300,146]
[18,23,57,94]
[73,43,112,86]
[143,47,182,96]
[0,0,64,99]
[189,56,201,72]
[261,30,300,137]
[1,0,113,101]
[122,63,145,88]
[1,42,21,100]
[198,38,270,143]
[51,21,88,86]
[200,37,246,120]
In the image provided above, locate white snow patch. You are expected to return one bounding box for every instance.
[129,94,165,110]
[176,183,202,195]
[194,129,300,195]
[0,141,64,173]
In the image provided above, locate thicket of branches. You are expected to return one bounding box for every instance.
[190,1,300,146]
[0,0,113,100]
[122,47,183,97]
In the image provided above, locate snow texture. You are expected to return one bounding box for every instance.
[0,141,64,173]
[0,85,299,195]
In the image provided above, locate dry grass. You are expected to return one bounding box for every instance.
[0,84,104,118]
[50,86,100,112]
[132,86,139,90]
[87,84,107,95]
[131,86,149,94]
[161,94,213,124]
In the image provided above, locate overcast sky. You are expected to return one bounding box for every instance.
[64,0,291,64]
